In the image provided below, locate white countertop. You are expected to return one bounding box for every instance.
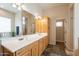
[1,33,47,53]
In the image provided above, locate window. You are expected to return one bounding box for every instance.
[0,16,11,32]
[56,21,63,27]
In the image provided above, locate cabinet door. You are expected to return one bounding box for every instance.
[32,41,38,56]
[16,50,31,56]
[2,46,14,56]
[16,49,31,56]
[35,16,48,33]
[43,38,46,50]
[21,50,31,56]
[45,36,48,48]
[16,45,32,56]
[38,39,44,55]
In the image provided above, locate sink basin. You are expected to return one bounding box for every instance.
[18,38,24,41]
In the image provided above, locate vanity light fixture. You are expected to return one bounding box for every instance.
[12,3,25,10]
[38,16,42,19]
[35,16,42,19]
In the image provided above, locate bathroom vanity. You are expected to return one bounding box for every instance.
[1,33,48,56]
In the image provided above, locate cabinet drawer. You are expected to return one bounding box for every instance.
[16,49,31,56]
[16,45,32,56]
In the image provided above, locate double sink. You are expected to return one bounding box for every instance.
[2,33,47,52]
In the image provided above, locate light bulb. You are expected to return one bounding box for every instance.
[12,4,17,8]
[16,3,21,6]
[18,7,21,10]
[21,5,26,10]
[35,16,38,19]
[38,16,42,19]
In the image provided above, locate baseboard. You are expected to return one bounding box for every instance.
[56,40,64,42]
[49,43,56,45]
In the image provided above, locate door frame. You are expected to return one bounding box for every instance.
[55,18,65,44]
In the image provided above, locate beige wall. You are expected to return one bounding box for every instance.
[0,8,15,32]
[43,4,73,51]
[74,3,79,50]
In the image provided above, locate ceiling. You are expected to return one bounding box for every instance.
[30,3,69,10]
[0,3,69,16]
[0,3,19,13]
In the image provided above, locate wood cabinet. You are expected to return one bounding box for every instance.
[35,16,48,33]
[38,36,48,55]
[3,36,48,56]
[3,46,14,56]
[35,16,49,55]
[16,41,39,56]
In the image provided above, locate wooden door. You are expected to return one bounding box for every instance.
[56,20,64,42]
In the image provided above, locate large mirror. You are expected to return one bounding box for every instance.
[0,8,35,38]
[22,10,35,35]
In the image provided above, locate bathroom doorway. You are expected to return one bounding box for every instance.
[56,20,65,43]
[55,19,66,54]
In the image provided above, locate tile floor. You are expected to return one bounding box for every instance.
[42,42,67,56]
